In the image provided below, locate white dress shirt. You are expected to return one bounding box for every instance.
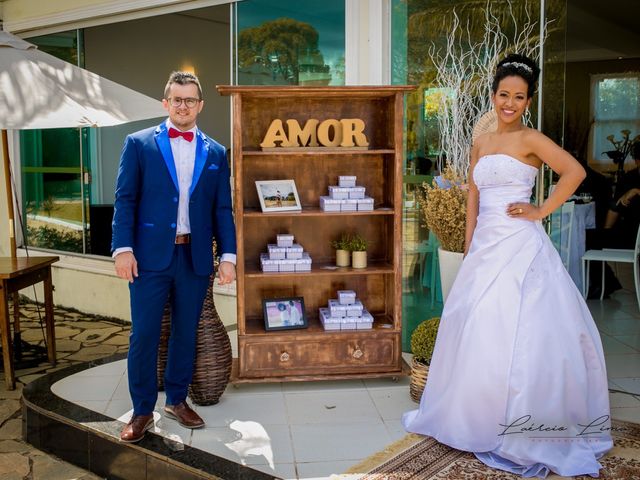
[113,119,235,265]
[169,119,196,236]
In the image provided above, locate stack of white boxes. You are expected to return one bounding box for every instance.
[260,234,312,273]
[320,176,374,212]
[318,289,374,331]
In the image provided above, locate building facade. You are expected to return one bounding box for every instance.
[0,0,638,346]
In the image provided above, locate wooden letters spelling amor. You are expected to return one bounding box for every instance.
[260,118,369,149]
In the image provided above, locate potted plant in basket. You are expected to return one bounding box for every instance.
[331,233,352,267]
[350,233,368,269]
[409,316,440,403]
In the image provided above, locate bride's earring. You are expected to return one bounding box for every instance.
[522,107,531,125]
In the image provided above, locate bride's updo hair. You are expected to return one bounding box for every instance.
[491,53,540,99]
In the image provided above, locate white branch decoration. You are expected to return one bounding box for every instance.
[429,0,549,179]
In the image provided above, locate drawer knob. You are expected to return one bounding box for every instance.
[280,352,290,362]
[352,348,363,359]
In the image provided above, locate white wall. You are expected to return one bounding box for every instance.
[345,0,390,85]
[84,9,231,204]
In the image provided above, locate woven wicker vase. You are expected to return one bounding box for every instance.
[157,275,233,405]
[409,357,429,403]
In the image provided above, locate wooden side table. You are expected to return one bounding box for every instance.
[0,256,58,390]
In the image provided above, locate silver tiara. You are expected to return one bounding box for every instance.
[501,61,533,73]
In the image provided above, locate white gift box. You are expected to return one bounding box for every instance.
[286,244,304,259]
[356,310,374,323]
[295,253,312,272]
[320,309,342,330]
[278,259,296,272]
[337,290,356,305]
[267,244,287,260]
[328,299,347,318]
[356,322,373,330]
[320,196,341,212]
[319,307,342,324]
[340,199,358,211]
[357,197,374,211]
[328,186,350,200]
[340,323,357,330]
[322,322,341,331]
[338,176,357,187]
[348,187,366,199]
[346,300,364,317]
[276,234,294,247]
[260,254,280,272]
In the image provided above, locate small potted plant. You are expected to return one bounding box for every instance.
[331,233,352,267]
[350,233,368,269]
[409,316,440,403]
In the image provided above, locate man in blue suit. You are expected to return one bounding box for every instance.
[112,71,236,443]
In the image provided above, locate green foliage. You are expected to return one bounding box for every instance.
[331,232,352,251]
[238,18,322,84]
[411,317,440,365]
[26,225,83,252]
[349,233,368,252]
[40,196,58,217]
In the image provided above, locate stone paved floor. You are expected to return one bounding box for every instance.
[0,300,130,480]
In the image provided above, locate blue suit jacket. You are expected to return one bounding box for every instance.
[111,122,236,276]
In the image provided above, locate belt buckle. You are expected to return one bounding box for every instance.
[175,234,190,245]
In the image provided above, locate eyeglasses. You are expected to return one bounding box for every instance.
[167,97,201,108]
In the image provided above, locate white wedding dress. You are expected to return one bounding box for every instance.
[403,154,612,478]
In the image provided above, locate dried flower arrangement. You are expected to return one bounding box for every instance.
[417,168,467,253]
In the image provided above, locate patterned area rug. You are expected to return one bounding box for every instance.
[343,420,640,479]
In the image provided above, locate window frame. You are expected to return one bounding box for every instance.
[590,72,640,167]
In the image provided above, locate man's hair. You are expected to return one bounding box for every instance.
[164,71,203,100]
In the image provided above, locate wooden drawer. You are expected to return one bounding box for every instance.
[239,334,399,378]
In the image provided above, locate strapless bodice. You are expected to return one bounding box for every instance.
[474,154,538,209]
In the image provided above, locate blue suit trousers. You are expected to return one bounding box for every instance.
[127,244,209,415]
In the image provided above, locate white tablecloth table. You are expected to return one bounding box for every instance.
[550,202,596,293]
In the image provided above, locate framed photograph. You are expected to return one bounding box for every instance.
[262,297,307,331]
[255,179,302,212]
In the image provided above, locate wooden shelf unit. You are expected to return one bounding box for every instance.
[218,85,414,382]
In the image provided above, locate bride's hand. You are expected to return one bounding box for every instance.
[507,203,542,221]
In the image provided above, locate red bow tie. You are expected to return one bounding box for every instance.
[168,127,194,142]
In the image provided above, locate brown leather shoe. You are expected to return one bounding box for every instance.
[120,414,154,443]
[164,401,205,429]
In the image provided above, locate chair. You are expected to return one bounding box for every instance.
[581,224,640,310]
[550,201,576,271]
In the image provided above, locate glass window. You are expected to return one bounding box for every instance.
[592,74,640,171]
[392,0,550,350]
[235,0,345,86]
[20,31,87,254]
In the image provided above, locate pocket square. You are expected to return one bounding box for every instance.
[208,164,219,170]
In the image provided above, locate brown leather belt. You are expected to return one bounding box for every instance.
[175,234,191,244]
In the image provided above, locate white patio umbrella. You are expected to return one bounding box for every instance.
[0,30,166,129]
[0,30,167,256]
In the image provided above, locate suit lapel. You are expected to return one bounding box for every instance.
[154,123,179,192]
[189,130,210,196]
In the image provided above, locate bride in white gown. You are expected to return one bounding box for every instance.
[403,54,612,478]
